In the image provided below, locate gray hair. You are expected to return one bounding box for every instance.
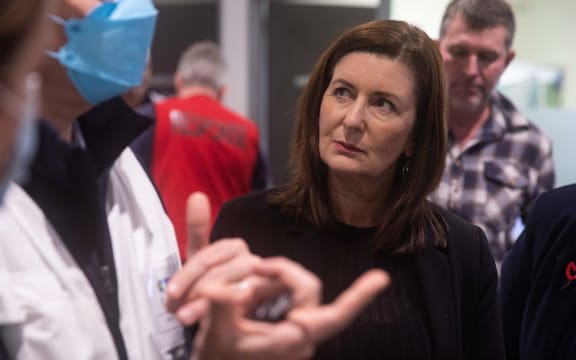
[176,40,226,89]
[439,0,515,49]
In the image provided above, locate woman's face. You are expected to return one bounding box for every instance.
[318,52,417,184]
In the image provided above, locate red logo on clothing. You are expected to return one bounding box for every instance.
[169,109,248,149]
[561,261,576,289]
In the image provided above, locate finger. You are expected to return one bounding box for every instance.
[192,290,241,360]
[186,191,211,257]
[289,269,389,343]
[174,298,210,326]
[175,280,254,326]
[253,257,322,307]
[195,305,313,360]
[170,253,262,316]
[192,254,263,296]
[234,322,314,360]
[165,238,250,312]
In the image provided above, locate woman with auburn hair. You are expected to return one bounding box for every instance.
[211,19,504,359]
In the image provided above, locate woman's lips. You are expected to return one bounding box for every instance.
[335,141,364,153]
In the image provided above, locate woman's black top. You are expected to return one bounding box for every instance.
[312,222,432,360]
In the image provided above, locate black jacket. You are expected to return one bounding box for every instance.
[500,184,576,359]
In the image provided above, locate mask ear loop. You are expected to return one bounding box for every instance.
[47,14,66,25]
[44,15,67,59]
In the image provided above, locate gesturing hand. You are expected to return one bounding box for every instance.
[191,258,389,360]
[165,191,390,360]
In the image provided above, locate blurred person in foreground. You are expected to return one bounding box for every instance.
[0,0,51,204]
[0,0,191,357]
[132,40,268,260]
[429,0,554,269]
[0,1,54,357]
[0,0,388,359]
[209,19,505,359]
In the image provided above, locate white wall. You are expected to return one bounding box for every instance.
[284,0,379,6]
[390,0,449,37]
[512,0,576,107]
[220,0,252,118]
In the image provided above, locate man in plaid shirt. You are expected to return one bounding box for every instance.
[430,0,555,268]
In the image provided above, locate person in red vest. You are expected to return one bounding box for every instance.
[132,41,268,261]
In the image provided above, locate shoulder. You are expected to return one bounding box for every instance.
[226,110,259,134]
[530,185,576,218]
[494,92,552,148]
[430,202,483,240]
[221,188,279,215]
[429,202,493,269]
[208,100,259,131]
[521,185,576,250]
[211,189,290,253]
[0,183,45,232]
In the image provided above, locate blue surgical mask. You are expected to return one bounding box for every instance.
[0,74,40,204]
[47,0,158,105]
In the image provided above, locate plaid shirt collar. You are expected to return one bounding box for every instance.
[449,92,530,151]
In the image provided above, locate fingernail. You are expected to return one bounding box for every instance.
[177,307,195,323]
[167,282,178,295]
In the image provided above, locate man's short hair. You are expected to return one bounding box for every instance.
[176,40,226,89]
[439,0,515,49]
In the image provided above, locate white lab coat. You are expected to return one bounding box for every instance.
[0,148,185,359]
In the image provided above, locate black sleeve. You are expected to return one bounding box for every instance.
[129,102,156,178]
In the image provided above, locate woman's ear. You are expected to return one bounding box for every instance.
[403,139,414,157]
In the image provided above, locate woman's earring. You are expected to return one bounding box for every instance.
[401,160,410,177]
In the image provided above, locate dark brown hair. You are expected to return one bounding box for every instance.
[440,0,516,49]
[269,19,448,254]
[0,0,44,79]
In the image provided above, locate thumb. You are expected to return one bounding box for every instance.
[192,283,249,360]
[186,191,211,257]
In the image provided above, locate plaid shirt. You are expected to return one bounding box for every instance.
[429,92,555,263]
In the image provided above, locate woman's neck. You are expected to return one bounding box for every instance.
[328,173,391,228]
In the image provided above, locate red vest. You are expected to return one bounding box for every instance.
[152,95,260,260]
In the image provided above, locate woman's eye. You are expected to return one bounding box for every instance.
[333,87,351,98]
[374,98,394,111]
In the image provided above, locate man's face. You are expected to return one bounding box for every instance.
[439,13,515,113]
[36,0,101,118]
